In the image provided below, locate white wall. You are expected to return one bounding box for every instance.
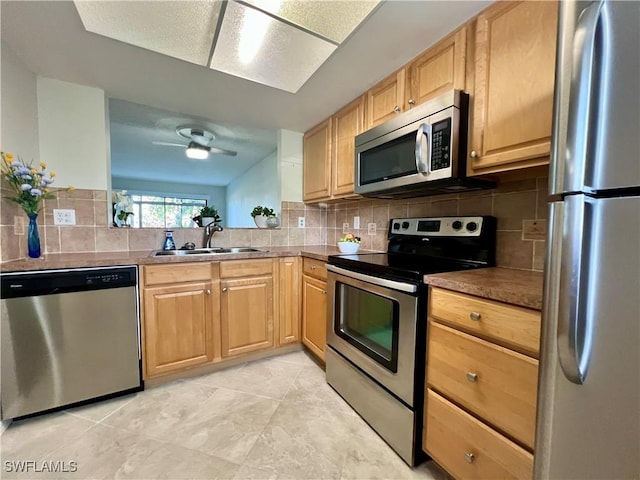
[278,129,303,202]
[37,77,108,190]
[112,177,227,225]
[1,44,39,162]
[226,151,279,227]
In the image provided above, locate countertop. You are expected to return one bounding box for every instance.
[423,267,544,310]
[0,245,352,273]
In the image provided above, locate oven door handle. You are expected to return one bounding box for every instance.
[326,265,418,294]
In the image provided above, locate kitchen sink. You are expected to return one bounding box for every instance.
[151,247,263,256]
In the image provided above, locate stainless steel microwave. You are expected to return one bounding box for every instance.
[354,90,494,198]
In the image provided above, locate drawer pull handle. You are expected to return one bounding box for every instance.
[470,311,481,321]
[464,452,475,464]
[311,265,316,269]
[466,372,478,383]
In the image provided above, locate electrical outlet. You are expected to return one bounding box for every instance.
[368,223,377,235]
[297,216,305,228]
[53,209,76,225]
[13,216,25,235]
[342,222,349,233]
[353,216,360,229]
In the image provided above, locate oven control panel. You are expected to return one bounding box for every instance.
[390,217,486,237]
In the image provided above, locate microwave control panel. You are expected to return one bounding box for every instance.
[430,118,452,171]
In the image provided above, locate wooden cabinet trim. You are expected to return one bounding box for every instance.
[144,262,212,286]
[220,258,273,278]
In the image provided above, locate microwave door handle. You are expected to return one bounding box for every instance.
[415,123,431,174]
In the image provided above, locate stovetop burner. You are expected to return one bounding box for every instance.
[328,216,496,283]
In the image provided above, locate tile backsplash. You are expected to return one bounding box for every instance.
[1,177,547,271]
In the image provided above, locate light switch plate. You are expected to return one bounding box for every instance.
[54,209,76,225]
[353,216,360,229]
[342,222,349,233]
[298,217,305,228]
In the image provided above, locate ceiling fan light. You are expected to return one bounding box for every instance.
[186,143,209,160]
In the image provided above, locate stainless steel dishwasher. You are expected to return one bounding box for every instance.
[1,266,142,419]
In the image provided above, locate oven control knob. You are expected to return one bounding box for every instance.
[393,222,400,230]
[401,221,410,229]
[452,220,463,230]
[466,221,478,232]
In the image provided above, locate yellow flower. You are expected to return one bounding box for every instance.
[40,161,47,169]
[30,168,38,175]
[5,153,14,163]
[43,188,50,193]
[50,171,56,178]
[68,185,75,192]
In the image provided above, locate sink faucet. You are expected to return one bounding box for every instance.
[203,224,224,248]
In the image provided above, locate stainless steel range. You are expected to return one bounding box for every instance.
[326,216,496,465]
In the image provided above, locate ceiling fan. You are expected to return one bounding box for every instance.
[153,125,237,159]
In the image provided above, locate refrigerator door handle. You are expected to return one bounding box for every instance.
[557,195,594,384]
[563,1,603,193]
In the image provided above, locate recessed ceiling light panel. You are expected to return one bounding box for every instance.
[73,1,223,66]
[210,1,336,93]
[243,0,380,43]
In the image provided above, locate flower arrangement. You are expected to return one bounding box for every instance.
[1,151,70,216]
[112,190,134,227]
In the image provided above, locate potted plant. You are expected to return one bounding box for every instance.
[192,205,221,227]
[251,205,275,228]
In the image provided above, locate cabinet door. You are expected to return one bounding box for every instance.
[220,276,274,357]
[406,27,467,108]
[276,257,300,346]
[469,1,558,174]
[366,69,406,129]
[332,95,365,197]
[143,282,214,378]
[302,274,327,361]
[303,119,332,202]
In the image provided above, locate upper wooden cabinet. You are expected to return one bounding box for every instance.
[366,69,406,129]
[469,1,558,174]
[303,119,332,202]
[405,27,467,109]
[332,96,366,197]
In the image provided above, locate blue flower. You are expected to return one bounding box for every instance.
[16,166,30,175]
[41,177,53,185]
[30,189,42,196]
[20,184,31,191]
[21,174,32,180]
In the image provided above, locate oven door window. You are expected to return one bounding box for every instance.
[335,282,399,372]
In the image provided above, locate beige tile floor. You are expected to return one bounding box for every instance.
[0,350,447,480]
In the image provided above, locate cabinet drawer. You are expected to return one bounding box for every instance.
[144,263,212,286]
[303,257,327,281]
[220,259,272,278]
[430,287,541,357]
[427,322,538,449]
[425,389,533,480]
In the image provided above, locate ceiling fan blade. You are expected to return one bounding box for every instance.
[152,141,186,148]
[208,146,237,157]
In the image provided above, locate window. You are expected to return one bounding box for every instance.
[129,194,208,228]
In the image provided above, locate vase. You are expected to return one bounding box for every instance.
[27,213,41,258]
[253,215,268,228]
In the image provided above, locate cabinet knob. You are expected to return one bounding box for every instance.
[205,289,211,295]
[311,265,316,269]
[222,287,228,292]
[466,372,478,383]
[393,105,401,113]
[470,311,481,321]
[470,150,478,158]
[322,290,327,295]
[464,452,475,464]
[408,99,415,106]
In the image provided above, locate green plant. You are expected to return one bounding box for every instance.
[251,205,275,218]
[192,205,221,227]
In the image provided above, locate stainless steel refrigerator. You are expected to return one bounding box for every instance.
[534,1,640,478]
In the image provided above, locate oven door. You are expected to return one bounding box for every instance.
[326,265,419,407]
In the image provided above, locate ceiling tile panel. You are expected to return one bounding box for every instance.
[74,1,222,66]
[243,0,380,43]
[210,1,336,93]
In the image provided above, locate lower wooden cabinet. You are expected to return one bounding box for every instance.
[302,273,327,361]
[425,389,534,480]
[220,274,274,358]
[276,257,301,346]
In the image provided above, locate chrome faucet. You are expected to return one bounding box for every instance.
[203,224,224,248]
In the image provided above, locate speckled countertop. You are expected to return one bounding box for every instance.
[424,267,544,310]
[0,245,354,273]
